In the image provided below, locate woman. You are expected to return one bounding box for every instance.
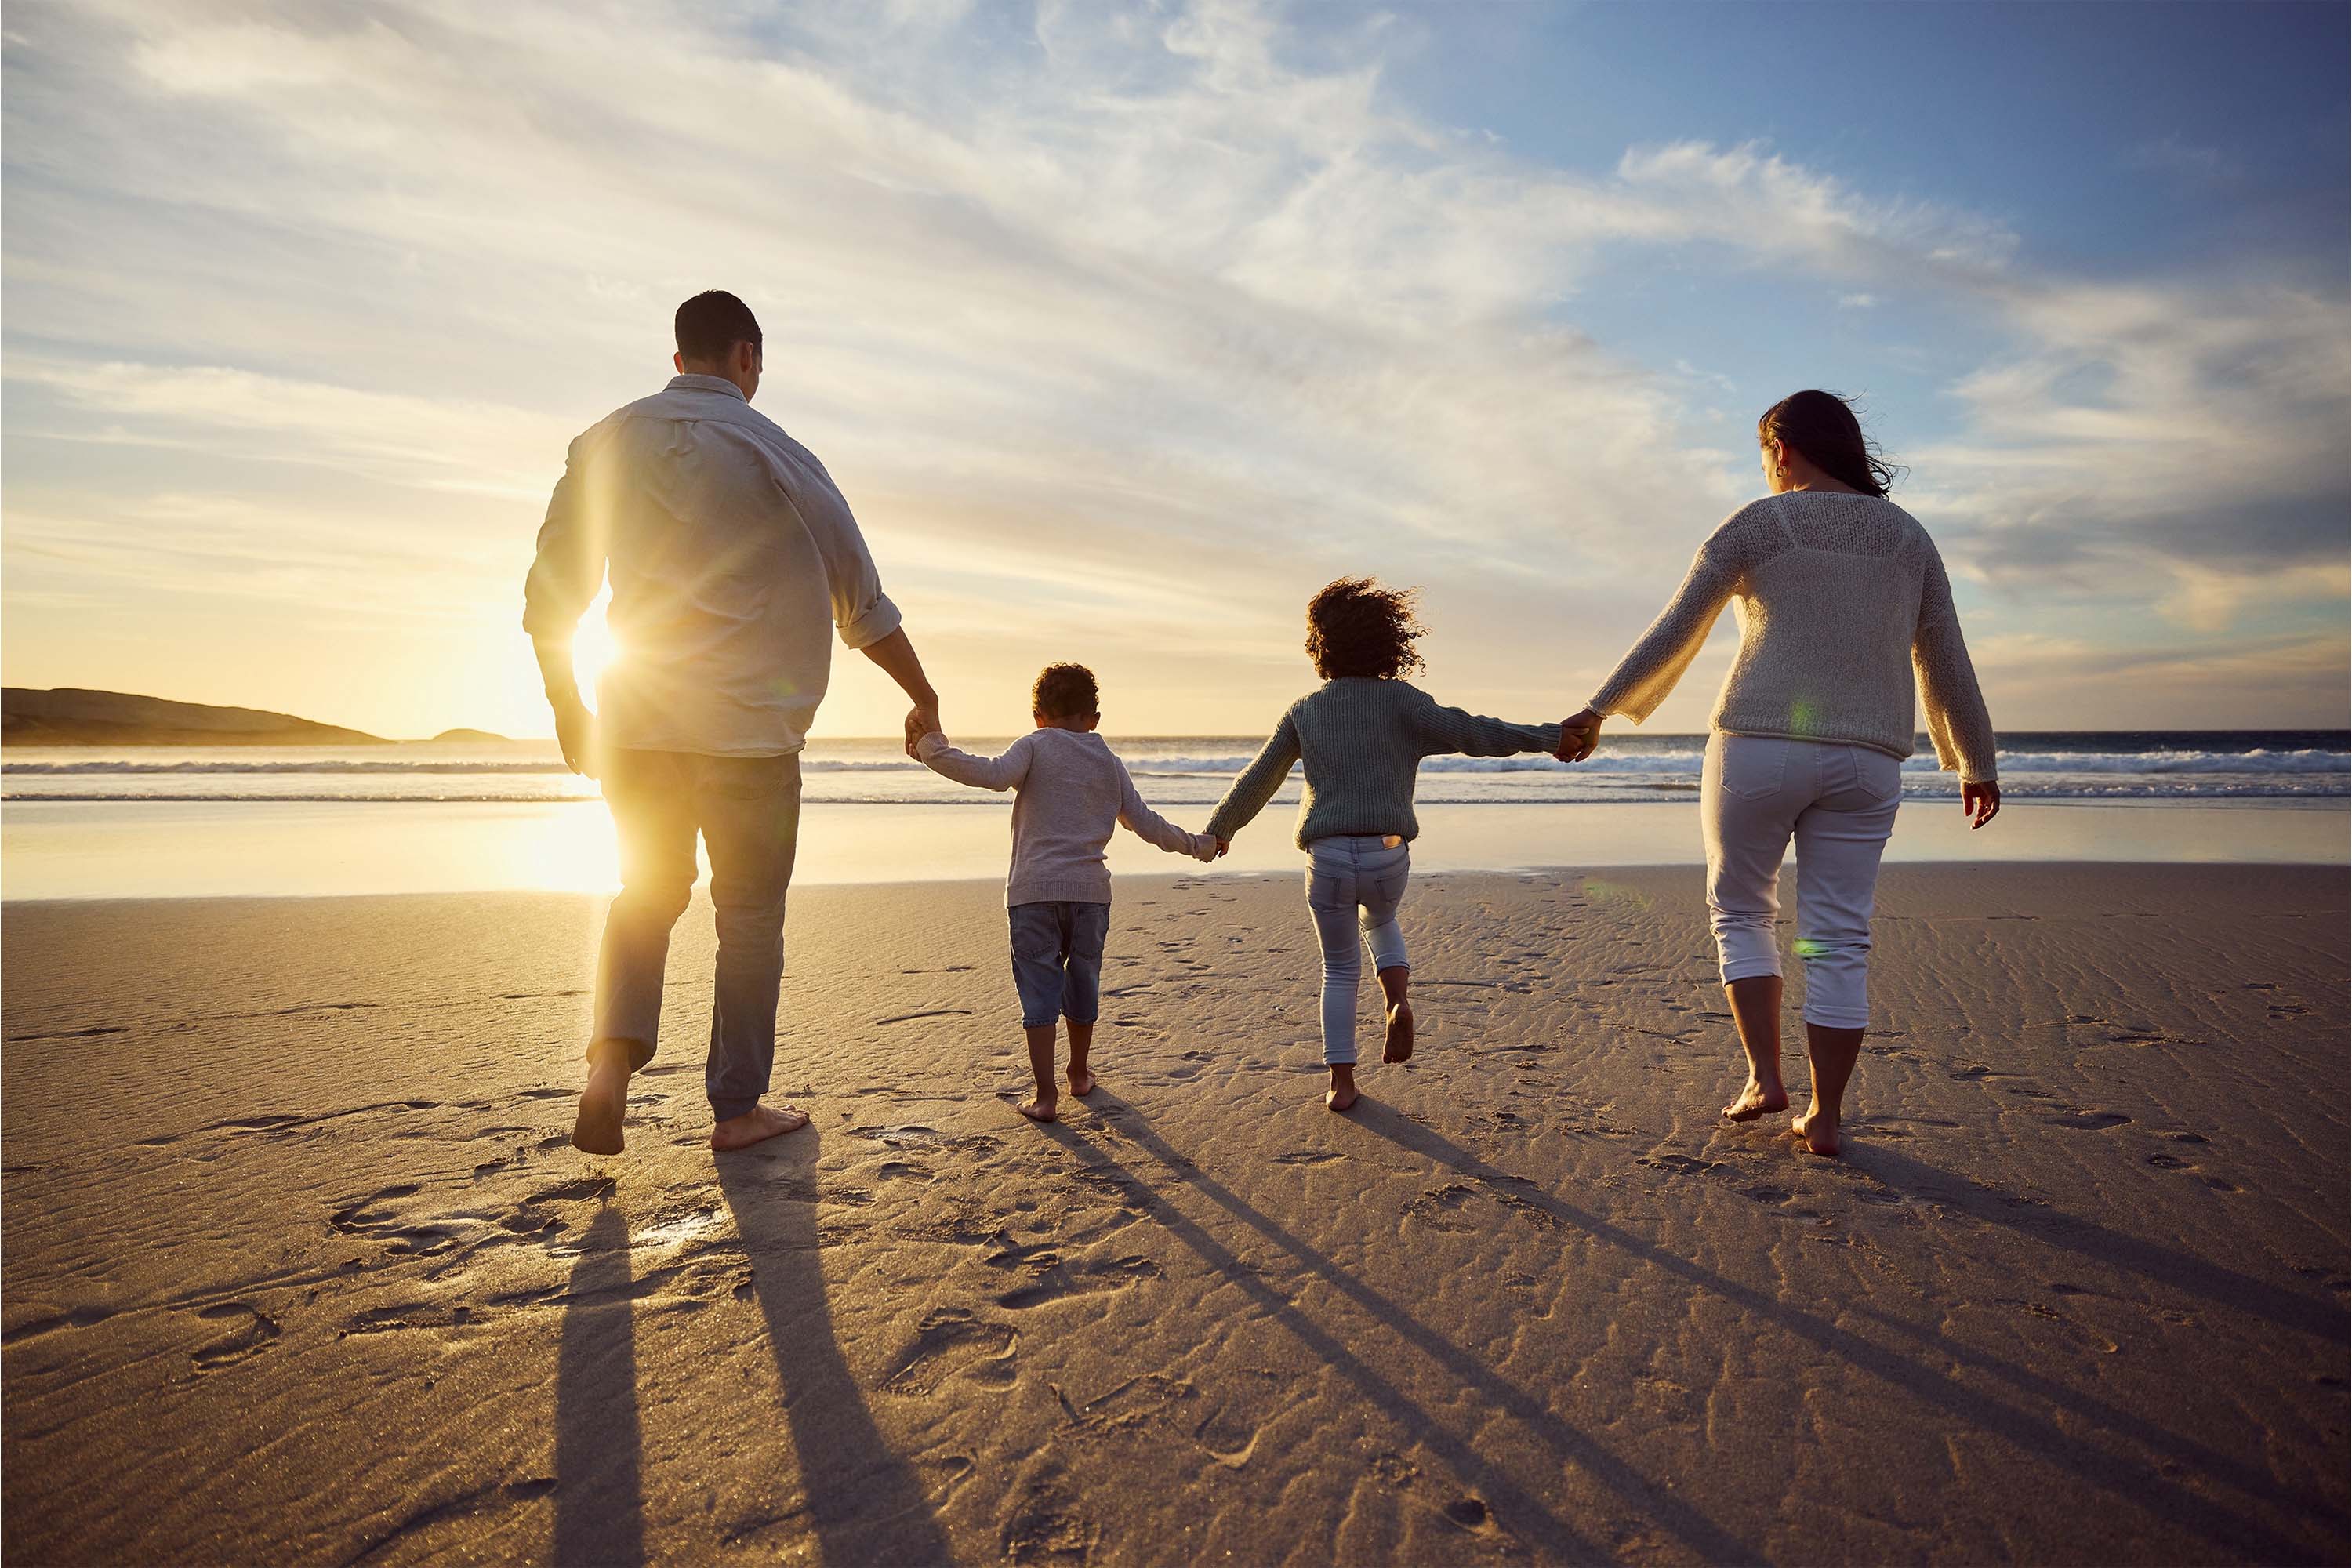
[1208,578,1561,1112]
[1559,390,1999,1156]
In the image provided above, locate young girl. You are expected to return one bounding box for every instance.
[1207,579,1564,1111]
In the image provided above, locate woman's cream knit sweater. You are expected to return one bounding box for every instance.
[1588,491,1998,782]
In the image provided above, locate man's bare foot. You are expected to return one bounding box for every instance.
[1018,1095,1059,1123]
[1067,1069,1096,1097]
[571,1061,630,1156]
[1382,1001,1414,1064]
[1325,1066,1359,1112]
[1789,1109,1840,1157]
[1722,1077,1788,1122]
[710,1104,809,1151]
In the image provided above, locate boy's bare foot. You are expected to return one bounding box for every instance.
[1789,1109,1840,1157]
[1722,1077,1788,1122]
[1324,1066,1359,1112]
[1067,1069,1096,1097]
[710,1104,809,1151]
[1018,1095,1059,1123]
[571,1059,630,1155]
[1381,1000,1414,1064]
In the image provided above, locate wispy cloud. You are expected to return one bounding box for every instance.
[2,0,2343,735]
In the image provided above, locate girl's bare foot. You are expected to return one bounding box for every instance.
[1789,1109,1840,1157]
[1067,1069,1096,1097]
[1722,1077,1788,1122]
[1382,1000,1414,1064]
[1325,1065,1359,1112]
[1018,1095,1059,1123]
[710,1103,809,1151]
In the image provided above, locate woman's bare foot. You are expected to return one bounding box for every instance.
[1324,1065,1359,1112]
[1067,1069,1096,1098]
[1381,1001,1414,1064]
[1018,1094,1059,1123]
[710,1103,809,1151]
[1789,1108,1840,1157]
[571,1059,631,1155]
[1722,1077,1788,1122]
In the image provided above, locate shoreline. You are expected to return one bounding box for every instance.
[3,851,2348,910]
[4,799,2346,903]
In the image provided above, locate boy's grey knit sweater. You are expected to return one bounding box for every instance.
[1207,678,1563,849]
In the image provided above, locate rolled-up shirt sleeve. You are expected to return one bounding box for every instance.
[792,467,902,651]
[522,434,606,641]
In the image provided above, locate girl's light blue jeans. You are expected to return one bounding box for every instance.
[1305,834,1411,1065]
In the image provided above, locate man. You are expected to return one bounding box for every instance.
[525,289,940,1155]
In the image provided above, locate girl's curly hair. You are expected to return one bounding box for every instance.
[1305,577,1426,681]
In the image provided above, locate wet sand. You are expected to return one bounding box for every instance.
[2,863,2346,1564]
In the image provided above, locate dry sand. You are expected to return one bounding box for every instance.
[3,864,2346,1565]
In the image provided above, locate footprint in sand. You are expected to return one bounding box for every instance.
[996,1254,1160,1310]
[1000,1486,1099,1564]
[881,1306,1019,1394]
[526,1174,617,1205]
[877,1161,934,1183]
[191,1301,281,1370]
[1440,1497,1497,1534]
[2049,1110,2132,1131]
[1403,1185,1483,1232]
[1271,1151,1343,1166]
[1635,1153,1723,1177]
[333,1182,530,1260]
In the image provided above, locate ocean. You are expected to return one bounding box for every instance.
[5,731,2346,806]
[4,731,2344,900]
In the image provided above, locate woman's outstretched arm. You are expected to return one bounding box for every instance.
[1584,546,1737,725]
[1204,713,1301,843]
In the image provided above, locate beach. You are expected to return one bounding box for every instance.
[3,862,2344,1565]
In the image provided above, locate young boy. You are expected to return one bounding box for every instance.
[916,663,1219,1121]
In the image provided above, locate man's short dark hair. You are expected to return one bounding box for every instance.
[674,290,762,364]
[1032,663,1099,720]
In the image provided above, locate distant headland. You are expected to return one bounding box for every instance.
[0,688,509,746]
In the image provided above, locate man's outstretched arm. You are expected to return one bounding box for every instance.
[858,626,941,752]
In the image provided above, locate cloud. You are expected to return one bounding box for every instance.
[1,0,2343,734]
[2125,134,2243,183]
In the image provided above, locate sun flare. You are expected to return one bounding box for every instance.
[568,591,622,699]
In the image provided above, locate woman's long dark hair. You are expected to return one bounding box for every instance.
[1758,390,1904,497]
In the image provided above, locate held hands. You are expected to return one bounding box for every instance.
[1962,780,2001,829]
[1555,707,1602,763]
[902,704,941,759]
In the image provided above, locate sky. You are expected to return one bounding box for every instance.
[4,0,2347,741]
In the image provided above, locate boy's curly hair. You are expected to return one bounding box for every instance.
[1305,578,1426,680]
[1031,662,1100,719]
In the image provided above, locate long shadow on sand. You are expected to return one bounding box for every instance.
[1851,1142,2347,1341]
[1048,1094,1748,1562]
[1353,1108,2338,1561]
[715,1132,954,1566]
[553,1207,645,1567]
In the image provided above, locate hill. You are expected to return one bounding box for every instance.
[428,728,510,744]
[1,688,390,747]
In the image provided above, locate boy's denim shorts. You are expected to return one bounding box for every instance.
[1008,900,1111,1028]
